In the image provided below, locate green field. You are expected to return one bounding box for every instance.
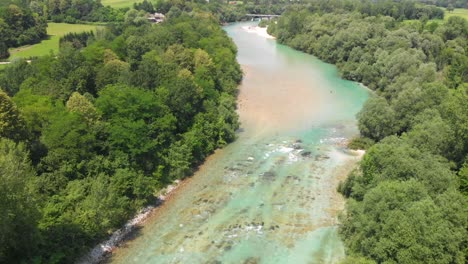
[8,23,102,61]
[402,7,468,26]
[444,8,468,20]
[101,0,139,9]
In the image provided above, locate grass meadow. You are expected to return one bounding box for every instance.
[444,8,468,20]
[101,0,139,9]
[8,23,102,61]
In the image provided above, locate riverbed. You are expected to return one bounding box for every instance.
[106,22,369,264]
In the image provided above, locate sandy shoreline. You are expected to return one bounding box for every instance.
[78,146,229,264]
[77,179,186,264]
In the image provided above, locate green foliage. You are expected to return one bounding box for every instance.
[133,0,154,13]
[460,161,468,195]
[0,59,33,95]
[40,110,98,177]
[357,97,398,141]
[347,137,375,150]
[273,2,468,262]
[96,84,177,172]
[0,4,241,262]
[403,109,454,157]
[59,31,95,49]
[426,0,468,9]
[8,23,101,61]
[66,92,100,123]
[439,86,468,164]
[0,139,39,263]
[446,4,455,13]
[340,255,376,264]
[46,0,125,22]
[0,4,47,58]
[340,180,467,264]
[361,137,456,195]
[96,57,130,89]
[0,89,27,141]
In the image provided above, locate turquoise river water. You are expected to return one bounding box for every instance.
[108,22,369,264]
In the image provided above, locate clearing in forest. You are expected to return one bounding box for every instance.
[8,23,102,60]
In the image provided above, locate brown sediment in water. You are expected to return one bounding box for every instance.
[102,58,338,257]
[237,65,330,135]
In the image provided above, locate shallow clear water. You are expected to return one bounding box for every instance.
[108,22,369,264]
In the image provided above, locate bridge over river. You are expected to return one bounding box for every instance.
[245,13,281,20]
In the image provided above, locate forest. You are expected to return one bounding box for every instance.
[0,0,126,26]
[0,1,241,262]
[0,2,47,58]
[267,1,468,263]
[1,0,467,262]
[43,0,125,23]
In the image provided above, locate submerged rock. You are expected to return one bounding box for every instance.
[224,245,232,251]
[244,257,260,264]
[314,154,330,161]
[261,170,276,181]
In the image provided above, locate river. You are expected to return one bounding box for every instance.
[107,22,369,264]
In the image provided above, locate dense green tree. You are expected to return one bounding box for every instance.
[0,59,33,96]
[447,4,454,12]
[0,41,9,58]
[439,86,468,165]
[391,82,448,131]
[39,109,98,179]
[96,84,177,171]
[134,0,154,13]
[340,180,467,264]
[0,90,27,141]
[166,70,202,131]
[403,109,454,157]
[0,4,242,262]
[270,4,468,262]
[165,140,193,182]
[96,58,130,89]
[66,92,100,123]
[358,137,456,196]
[437,16,468,41]
[0,139,39,263]
[357,97,398,141]
[129,50,162,90]
[0,4,47,58]
[460,161,468,195]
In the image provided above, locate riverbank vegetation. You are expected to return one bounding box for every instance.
[268,1,467,263]
[0,2,241,262]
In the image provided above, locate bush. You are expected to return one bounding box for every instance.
[348,137,375,150]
